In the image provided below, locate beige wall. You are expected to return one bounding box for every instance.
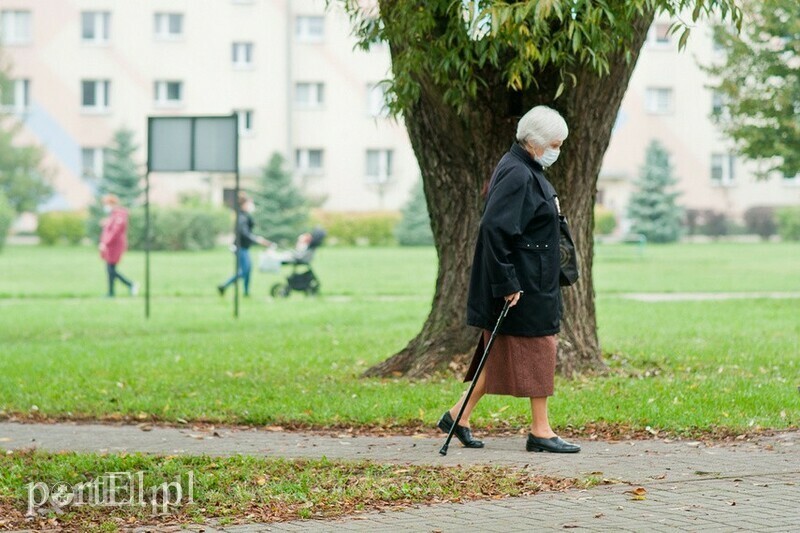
[3,2,798,222]
[1,0,419,212]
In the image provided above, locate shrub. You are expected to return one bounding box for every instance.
[0,192,12,251]
[743,206,777,240]
[396,181,434,246]
[62,213,86,244]
[312,211,400,246]
[593,205,617,236]
[777,207,800,241]
[128,206,230,251]
[36,211,87,246]
[684,209,703,235]
[700,211,729,238]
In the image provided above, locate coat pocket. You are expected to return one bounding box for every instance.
[514,240,549,291]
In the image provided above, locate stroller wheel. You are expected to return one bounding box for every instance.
[307,281,320,296]
[271,282,290,298]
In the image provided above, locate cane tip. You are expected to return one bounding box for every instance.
[438,446,448,456]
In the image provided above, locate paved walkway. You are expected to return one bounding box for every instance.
[619,291,800,302]
[2,422,798,531]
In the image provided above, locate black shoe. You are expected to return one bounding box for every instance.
[217,285,225,296]
[526,434,581,453]
[437,411,484,448]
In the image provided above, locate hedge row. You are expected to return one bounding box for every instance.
[30,205,800,249]
[34,207,231,250]
[0,193,13,251]
[311,211,402,246]
[127,207,230,251]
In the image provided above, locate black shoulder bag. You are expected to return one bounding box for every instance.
[558,215,579,286]
[533,172,580,287]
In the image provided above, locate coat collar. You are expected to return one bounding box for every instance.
[510,142,544,173]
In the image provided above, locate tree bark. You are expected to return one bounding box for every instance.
[365,9,654,379]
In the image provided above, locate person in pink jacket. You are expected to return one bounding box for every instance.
[99,194,137,297]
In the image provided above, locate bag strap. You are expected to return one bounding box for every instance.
[530,169,562,215]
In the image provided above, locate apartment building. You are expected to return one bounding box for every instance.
[600,16,800,230]
[1,2,797,224]
[0,0,418,213]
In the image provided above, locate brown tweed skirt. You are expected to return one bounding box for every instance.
[464,330,557,398]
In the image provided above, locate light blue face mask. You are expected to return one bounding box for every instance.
[537,147,560,168]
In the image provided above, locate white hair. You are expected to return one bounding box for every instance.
[515,106,569,148]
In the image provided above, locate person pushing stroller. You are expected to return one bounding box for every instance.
[217,193,272,297]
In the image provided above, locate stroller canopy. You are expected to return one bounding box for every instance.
[309,228,326,249]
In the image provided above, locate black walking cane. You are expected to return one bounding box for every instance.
[439,292,519,456]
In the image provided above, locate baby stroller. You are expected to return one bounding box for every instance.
[267,228,325,298]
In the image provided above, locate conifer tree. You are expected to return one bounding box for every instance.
[251,153,309,245]
[396,180,433,246]
[88,128,143,240]
[626,141,684,243]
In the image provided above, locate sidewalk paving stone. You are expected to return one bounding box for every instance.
[1,421,797,532]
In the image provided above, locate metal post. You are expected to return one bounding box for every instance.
[233,114,240,318]
[145,171,151,319]
[145,117,153,319]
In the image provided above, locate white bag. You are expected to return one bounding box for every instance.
[258,249,282,273]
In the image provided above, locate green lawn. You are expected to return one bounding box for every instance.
[0,243,798,434]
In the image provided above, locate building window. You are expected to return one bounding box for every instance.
[81,80,110,111]
[645,87,673,114]
[222,187,237,209]
[154,81,183,106]
[366,83,388,117]
[295,16,324,43]
[81,148,104,181]
[236,110,254,135]
[646,22,671,46]
[154,13,183,39]
[295,82,324,108]
[0,79,30,113]
[366,149,394,183]
[711,90,724,116]
[711,153,736,185]
[232,42,253,68]
[0,10,32,45]
[295,149,324,175]
[81,11,110,44]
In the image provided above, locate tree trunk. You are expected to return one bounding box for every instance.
[363,79,513,378]
[365,10,654,379]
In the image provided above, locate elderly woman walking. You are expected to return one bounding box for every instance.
[437,105,580,453]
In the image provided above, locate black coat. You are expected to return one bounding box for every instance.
[466,143,563,337]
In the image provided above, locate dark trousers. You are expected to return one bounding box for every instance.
[107,262,132,296]
[221,248,252,295]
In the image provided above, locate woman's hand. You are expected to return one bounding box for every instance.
[504,291,522,307]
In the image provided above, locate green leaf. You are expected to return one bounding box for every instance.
[678,28,691,51]
[572,27,582,52]
[692,3,702,22]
